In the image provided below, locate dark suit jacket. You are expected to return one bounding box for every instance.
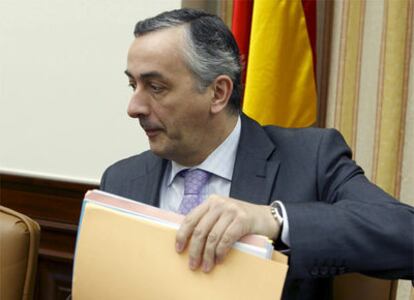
[101,114,413,300]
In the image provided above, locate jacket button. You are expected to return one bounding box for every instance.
[310,268,319,276]
[320,267,329,276]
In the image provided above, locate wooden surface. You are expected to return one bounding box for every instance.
[0,173,97,300]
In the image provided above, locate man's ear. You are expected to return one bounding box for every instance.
[210,75,233,114]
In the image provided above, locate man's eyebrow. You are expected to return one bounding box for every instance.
[124,70,166,81]
[124,70,133,78]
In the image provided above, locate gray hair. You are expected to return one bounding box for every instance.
[134,8,242,112]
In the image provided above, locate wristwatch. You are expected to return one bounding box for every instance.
[270,200,284,226]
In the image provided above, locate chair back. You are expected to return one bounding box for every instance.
[0,206,40,300]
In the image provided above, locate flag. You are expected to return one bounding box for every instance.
[231,0,254,85]
[242,0,317,127]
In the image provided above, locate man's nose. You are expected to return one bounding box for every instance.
[127,88,150,118]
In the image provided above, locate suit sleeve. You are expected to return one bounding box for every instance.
[100,168,108,190]
[283,129,414,280]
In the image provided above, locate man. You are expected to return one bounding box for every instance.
[100,8,413,299]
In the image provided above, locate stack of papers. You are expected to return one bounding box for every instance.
[73,190,288,299]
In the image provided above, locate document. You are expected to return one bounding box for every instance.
[72,190,288,300]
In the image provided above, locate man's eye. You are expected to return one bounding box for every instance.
[150,84,164,93]
[128,83,136,91]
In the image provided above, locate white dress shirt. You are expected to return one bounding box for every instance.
[159,117,240,212]
[159,116,290,246]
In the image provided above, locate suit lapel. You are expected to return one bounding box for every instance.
[129,153,168,207]
[145,157,168,207]
[230,114,281,205]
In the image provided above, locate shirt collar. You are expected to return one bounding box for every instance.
[167,116,241,186]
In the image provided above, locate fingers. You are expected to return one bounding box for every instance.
[214,220,246,264]
[176,198,281,273]
[199,214,233,272]
[176,195,254,273]
[202,218,245,272]
[175,202,209,253]
[186,207,222,270]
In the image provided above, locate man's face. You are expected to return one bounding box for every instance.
[126,27,214,165]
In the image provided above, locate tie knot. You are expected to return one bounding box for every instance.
[182,169,210,195]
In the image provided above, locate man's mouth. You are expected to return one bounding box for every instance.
[139,119,163,138]
[144,128,161,138]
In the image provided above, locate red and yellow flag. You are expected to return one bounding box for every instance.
[231,0,254,85]
[242,0,317,127]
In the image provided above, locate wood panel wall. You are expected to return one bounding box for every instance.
[0,173,97,300]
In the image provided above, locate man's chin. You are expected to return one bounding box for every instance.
[148,142,170,159]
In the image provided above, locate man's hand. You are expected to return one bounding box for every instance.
[175,194,281,273]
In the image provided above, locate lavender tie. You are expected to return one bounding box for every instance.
[178,169,211,215]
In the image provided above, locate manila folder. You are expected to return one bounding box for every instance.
[72,202,288,300]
